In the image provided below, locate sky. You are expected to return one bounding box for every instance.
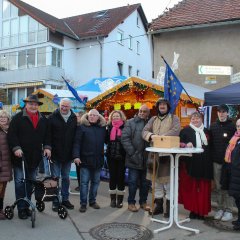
[22,0,182,22]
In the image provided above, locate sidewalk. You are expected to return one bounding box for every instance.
[2,179,240,240]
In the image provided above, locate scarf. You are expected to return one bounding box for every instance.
[26,109,39,129]
[61,110,71,123]
[0,123,9,133]
[225,131,240,163]
[189,123,208,148]
[110,119,124,141]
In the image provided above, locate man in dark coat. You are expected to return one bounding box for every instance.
[210,104,236,221]
[73,109,106,213]
[48,98,77,211]
[8,95,51,219]
[121,105,151,212]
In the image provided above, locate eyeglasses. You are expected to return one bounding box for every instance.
[0,116,8,119]
[89,114,98,117]
[236,125,240,128]
[61,105,70,108]
[139,110,148,113]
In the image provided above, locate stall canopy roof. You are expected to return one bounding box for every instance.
[204,82,240,106]
[76,76,127,93]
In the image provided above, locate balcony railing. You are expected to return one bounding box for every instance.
[0,65,65,87]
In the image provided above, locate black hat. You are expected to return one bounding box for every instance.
[23,94,43,106]
[155,98,171,109]
[217,104,229,112]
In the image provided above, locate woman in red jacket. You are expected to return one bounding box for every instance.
[0,110,12,220]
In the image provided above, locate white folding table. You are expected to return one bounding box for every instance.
[145,147,203,234]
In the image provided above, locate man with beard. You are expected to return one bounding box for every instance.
[142,98,180,218]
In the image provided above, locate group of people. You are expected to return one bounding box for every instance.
[0,94,240,231]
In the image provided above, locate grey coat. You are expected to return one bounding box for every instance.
[121,116,149,170]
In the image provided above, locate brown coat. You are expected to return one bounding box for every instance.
[142,114,180,183]
[0,127,12,182]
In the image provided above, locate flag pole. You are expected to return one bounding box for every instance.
[161,55,196,105]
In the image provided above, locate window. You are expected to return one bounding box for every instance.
[27,87,34,96]
[94,10,107,18]
[10,4,18,18]
[57,50,62,68]
[29,18,38,43]
[128,65,132,76]
[0,54,8,71]
[136,70,140,76]
[8,89,15,105]
[10,18,18,46]
[8,52,17,70]
[37,47,46,66]
[27,49,35,68]
[19,16,28,45]
[18,88,25,104]
[52,48,62,68]
[128,35,132,49]
[2,20,10,48]
[37,23,47,42]
[117,62,123,76]
[2,0,10,19]
[137,41,140,54]
[18,50,27,69]
[117,30,124,45]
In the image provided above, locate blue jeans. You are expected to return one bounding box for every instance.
[50,161,72,202]
[127,168,149,205]
[13,165,37,210]
[80,167,101,206]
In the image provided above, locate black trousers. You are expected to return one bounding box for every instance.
[108,156,125,191]
[234,197,240,220]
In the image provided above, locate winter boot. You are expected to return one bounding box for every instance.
[116,190,125,208]
[164,199,170,218]
[152,198,163,215]
[110,194,117,208]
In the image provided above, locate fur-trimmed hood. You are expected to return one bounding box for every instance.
[80,113,106,127]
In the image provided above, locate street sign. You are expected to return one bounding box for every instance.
[198,65,232,75]
[230,72,240,83]
[205,76,217,84]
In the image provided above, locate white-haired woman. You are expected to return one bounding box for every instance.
[0,110,12,220]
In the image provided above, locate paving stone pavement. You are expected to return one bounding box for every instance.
[2,179,240,240]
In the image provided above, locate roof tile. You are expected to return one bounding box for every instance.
[150,0,240,31]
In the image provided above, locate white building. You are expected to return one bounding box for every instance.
[0,0,152,105]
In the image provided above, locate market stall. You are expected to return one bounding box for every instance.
[87,77,206,127]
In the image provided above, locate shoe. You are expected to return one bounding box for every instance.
[89,202,100,209]
[52,203,59,212]
[110,194,117,208]
[75,186,80,191]
[128,204,138,212]
[79,205,87,213]
[151,198,163,215]
[189,211,198,219]
[197,215,205,220]
[62,200,74,210]
[25,208,32,217]
[232,220,240,226]
[18,209,28,220]
[140,203,151,212]
[214,209,224,220]
[0,210,6,220]
[221,211,233,222]
[233,224,240,231]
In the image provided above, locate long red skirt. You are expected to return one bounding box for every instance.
[178,162,211,216]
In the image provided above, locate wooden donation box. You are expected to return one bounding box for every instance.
[153,136,180,148]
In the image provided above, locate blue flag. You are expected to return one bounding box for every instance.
[163,60,183,113]
[63,78,86,106]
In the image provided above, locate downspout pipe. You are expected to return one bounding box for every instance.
[97,37,103,78]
